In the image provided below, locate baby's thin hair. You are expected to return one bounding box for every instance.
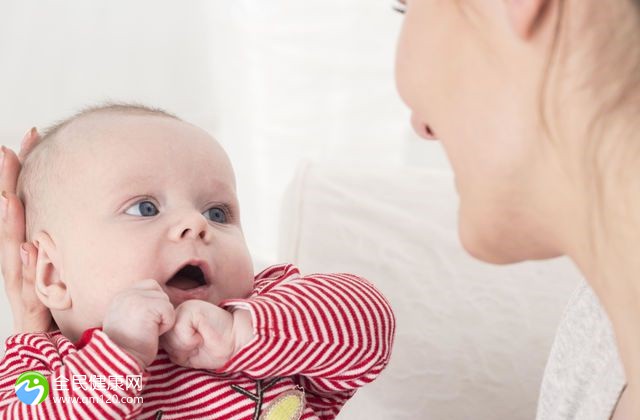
[18,102,180,240]
[40,102,180,141]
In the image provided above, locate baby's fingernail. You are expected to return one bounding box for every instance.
[20,243,29,267]
[1,191,7,220]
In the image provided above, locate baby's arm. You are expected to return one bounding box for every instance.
[223,266,395,412]
[0,330,146,419]
[164,264,396,417]
[0,279,173,419]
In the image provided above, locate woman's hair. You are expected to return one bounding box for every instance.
[543,0,640,134]
[543,0,640,265]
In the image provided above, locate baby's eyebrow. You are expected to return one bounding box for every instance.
[108,174,158,194]
[107,174,238,202]
[197,181,238,202]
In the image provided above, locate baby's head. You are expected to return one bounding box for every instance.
[18,104,254,341]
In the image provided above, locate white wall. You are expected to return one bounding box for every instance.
[0,1,450,340]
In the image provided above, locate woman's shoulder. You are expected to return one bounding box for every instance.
[536,281,626,420]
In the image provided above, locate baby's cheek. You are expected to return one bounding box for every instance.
[239,274,254,299]
[239,254,255,295]
[223,268,252,298]
[65,293,107,338]
[71,267,128,325]
[226,254,254,299]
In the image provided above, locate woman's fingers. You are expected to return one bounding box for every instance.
[20,242,51,332]
[18,127,40,162]
[0,148,24,285]
[0,128,43,333]
[20,243,36,302]
[0,128,39,196]
[0,192,26,297]
[0,146,21,196]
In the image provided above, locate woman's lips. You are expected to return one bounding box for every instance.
[410,113,437,140]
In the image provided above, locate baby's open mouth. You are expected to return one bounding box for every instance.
[166,264,208,290]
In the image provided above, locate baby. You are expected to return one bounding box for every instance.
[0,104,395,419]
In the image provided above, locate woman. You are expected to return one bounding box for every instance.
[2,0,639,418]
[394,0,639,418]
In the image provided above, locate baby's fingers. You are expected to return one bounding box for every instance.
[162,315,201,350]
[160,334,201,367]
[156,298,176,336]
[160,316,201,361]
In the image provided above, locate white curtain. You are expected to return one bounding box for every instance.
[0,0,450,266]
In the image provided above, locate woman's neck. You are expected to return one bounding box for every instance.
[562,144,640,398]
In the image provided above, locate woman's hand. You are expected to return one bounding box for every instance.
[0,128,52,333]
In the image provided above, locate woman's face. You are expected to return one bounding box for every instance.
[395,0,561,263]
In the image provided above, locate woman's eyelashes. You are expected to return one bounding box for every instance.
[124,199,231,223]
[393,0,406,14]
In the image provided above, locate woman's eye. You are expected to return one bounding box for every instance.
[125,200,159,217]
[393,0,406,14]
[203,206,228,224]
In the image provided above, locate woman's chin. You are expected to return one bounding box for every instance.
[458,208,561,265]
[460,231,524,264]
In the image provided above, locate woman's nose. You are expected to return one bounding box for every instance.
[411,113,438,140]
[169,211,212,243]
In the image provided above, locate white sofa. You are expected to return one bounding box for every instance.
[277,162,582,420]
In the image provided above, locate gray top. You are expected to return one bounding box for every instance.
[536,282,626,420]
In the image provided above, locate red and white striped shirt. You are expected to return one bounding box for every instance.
[0,264,395,419]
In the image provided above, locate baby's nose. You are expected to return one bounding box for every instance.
[169,211,211,243]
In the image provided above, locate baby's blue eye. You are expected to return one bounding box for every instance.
[203,207,227,223]
[125,200,159,217]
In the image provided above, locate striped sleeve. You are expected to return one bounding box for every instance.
[219,264,396,417]
[0,330,147,420]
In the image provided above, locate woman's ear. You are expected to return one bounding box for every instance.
[33,232,71,311]
[505,0,552,39]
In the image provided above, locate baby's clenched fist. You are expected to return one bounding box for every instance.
[159,300,254,370]
[103,279,175,369]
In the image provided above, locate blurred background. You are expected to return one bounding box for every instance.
[0,0,449,265]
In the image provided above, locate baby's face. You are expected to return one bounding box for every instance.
[49,113,254,336]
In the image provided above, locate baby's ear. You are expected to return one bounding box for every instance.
[32,232,71,311]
